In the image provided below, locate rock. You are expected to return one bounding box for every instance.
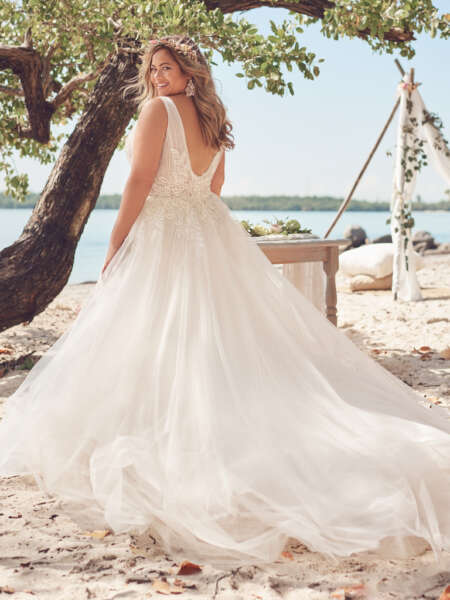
[424,242,450,255]
[343,225,367,248]
[372,234,392,244]
[339,240,353,254]
[414,242,428,254]
[412,230,437,250]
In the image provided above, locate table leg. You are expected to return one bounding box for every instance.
[323,247,339,326]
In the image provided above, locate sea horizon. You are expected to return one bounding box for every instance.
[2,207,449,285]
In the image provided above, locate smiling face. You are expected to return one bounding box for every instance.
[150,48,190,97]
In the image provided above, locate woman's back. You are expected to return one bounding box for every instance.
[169,95,218,177]
[126,95,223,204]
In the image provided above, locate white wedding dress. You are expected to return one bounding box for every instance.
[1,95,449,569]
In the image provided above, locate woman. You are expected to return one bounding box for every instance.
[0,35,449,570]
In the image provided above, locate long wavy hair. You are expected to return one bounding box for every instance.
[122,35,235,151]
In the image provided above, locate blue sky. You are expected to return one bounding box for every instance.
[4,2,450,203]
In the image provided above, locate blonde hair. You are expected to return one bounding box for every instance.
[122,35,235,151]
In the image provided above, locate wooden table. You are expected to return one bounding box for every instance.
[255,238,348,326]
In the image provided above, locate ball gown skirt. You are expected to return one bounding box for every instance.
[0,95,449,569]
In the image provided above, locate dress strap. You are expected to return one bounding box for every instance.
[208,147,224,178]
[159,96,184,155]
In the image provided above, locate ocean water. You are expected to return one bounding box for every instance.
[1,208,449,284]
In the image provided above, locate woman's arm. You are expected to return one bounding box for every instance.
[101,98,168,275]
[210,150,225,197]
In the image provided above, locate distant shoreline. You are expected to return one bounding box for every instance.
[1,193,450,212]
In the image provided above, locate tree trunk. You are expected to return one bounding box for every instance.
[0,52,138,333]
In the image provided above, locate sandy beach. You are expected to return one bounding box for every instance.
[1,254,449,599]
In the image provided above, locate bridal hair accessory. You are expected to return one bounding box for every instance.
[185,78,195,97]
[149,38,199,64]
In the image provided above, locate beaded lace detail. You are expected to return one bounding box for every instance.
[127,96,224,240]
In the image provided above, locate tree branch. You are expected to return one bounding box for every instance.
[42,42,59,98]
[0,0,417,146]
[0,41,109,141]
[203,0,414,42]
[0,44,53,142]
[0,85,23,97]
[50,60,108,109]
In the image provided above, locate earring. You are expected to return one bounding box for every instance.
[185,78,195,97]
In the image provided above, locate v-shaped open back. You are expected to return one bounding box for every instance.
[163,95,222,178]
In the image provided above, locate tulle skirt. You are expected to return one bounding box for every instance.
[1,191,449,568]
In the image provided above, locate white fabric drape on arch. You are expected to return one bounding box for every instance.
[391,73,450,301]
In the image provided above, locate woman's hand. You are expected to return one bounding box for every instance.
[101,242,119,277]
[101,257,111,277]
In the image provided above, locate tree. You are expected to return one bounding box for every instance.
[0,0,448,332]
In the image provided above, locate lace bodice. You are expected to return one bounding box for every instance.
[124,96,225,238]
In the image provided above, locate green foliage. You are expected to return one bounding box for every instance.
[225,195,393,211]
[18,356,35,370]
[240,215,312,236]
[1,0,448,200]
[2,192,450,211]
[317,0,449,57]
[401,105,450,183]
[388,203,415,271]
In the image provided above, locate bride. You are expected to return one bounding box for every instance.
[0,34,449,570]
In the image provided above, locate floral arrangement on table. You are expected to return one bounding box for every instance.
[240,216,312,237]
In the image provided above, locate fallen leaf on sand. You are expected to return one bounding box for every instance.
[0,587,15,594]
[331,583,366,599]
[440,586,450,600]
[439,347,450,359]
[82,529,111,539]
[129,544,143,555]
[177,560,202,575]
[412,346,433,355]
[281,550,294,560]
[152,579,171,595]
[428,397,443,405]
[0,348,12,354]
[152,578,184,595]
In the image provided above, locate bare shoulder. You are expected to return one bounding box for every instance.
[138,97,167,124]
[132,97,168,151]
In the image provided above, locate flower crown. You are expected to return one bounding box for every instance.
[149,38,199,64]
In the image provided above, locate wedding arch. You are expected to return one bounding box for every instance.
[325,60,450,302]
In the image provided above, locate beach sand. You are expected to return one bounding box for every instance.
[1,254,449,599]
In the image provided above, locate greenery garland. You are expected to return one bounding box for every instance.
[386,83,450,271]
[240,216,312,237]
